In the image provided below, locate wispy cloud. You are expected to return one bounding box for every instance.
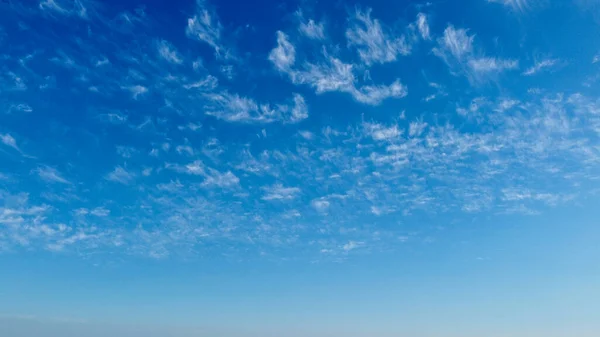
[124,85,148,99]
[204,91,309,123]
[35,166,70,184]
[523,58,560,76]
[415,13,431,40]
[39,0,88,19]
[297,10,325,40]
[90,207,110,217]
[262,184,301,201]
[469,57,519,73]
[269,31,296,73]
[434,24,518,82]
[343,240,364,252]
[186,0,226,58]
[487,0,530,12]
[434,25,474,62]
[105,166,135,184]
[269,42,406,105]
[2,0,600,261]
[0,133,21,152]
[201,169,239,188]
[363,121,403,141]
[311,199,330,213]
[156,40,183,64]
[346,8,410,65]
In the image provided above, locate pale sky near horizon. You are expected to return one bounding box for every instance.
[1,0,600,336]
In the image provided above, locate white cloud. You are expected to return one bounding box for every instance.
[142,167,153,176]
[205,91,308,124]
[157,40,183,64]
[416,13,430,40]
[352,79,407,105]
[296,52,406,105]
[220,65,234,79]
[363,122,403,141]
[269,31,296,72]
[124,85,148,99]
[201,169,239,188]
[346,8,410,65]
[183,160,205,175]
[90,207,110,217]
[176,145,194,156]
[523,58,559,76]
[183,75,219,91]
[268,31,407,105]
[495,98,520,112]
[311,199,330,213]
[290,94,309,122]
[105,166,135,184]
[434,25,517,81]
[39,0,88,19]
[409,120,428,137]
[0,133,20,152]
[5,0,600,261]
[487,0,529,11]
[173,160,239,188]
[298,16,325,40]
[434,25,474,62]
[186,0,224,56]
[35,166,70,184]
[469,57,519,73]
[262,184,301,200]
[593,53,600,64]
[8,104,33,114]
[2,72,27,91]
[343,240,364,252]
[299,131,314,140]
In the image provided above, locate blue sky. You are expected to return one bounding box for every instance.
[1,0,600,336]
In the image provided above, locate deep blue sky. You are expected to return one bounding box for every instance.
[1,0,600,336]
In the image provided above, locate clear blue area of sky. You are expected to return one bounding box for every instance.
[1,0,600,336]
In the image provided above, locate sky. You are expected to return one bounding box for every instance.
[1,0,600,336]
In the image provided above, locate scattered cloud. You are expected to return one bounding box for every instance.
[363,121,403,141]
[269,31,296,73]
[201,169,239,188]
[35,166,70,184]
[7,104,33,114]
[523,58,560,76]
[262,184,301,201]
[343,240,364,252]
[469,57,519,73]
[271,47,406,105]
[157,40,183,64]
[434,25,474,62]
[487,0,530,12]
[124,85,148,99]
[105,166,135,184]
[90,207,110,217]
[0,133,21,152]
[416,13,430,40]
[186,0,227,57]
[1,0,599,261]
[434,24,518,82]
[311,199,330,213]
[39,0,88,19]
[346,8,410,65]
[297,10,325,40]
[204,91,308,123]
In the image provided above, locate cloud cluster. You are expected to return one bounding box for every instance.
[0,0,598,261]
